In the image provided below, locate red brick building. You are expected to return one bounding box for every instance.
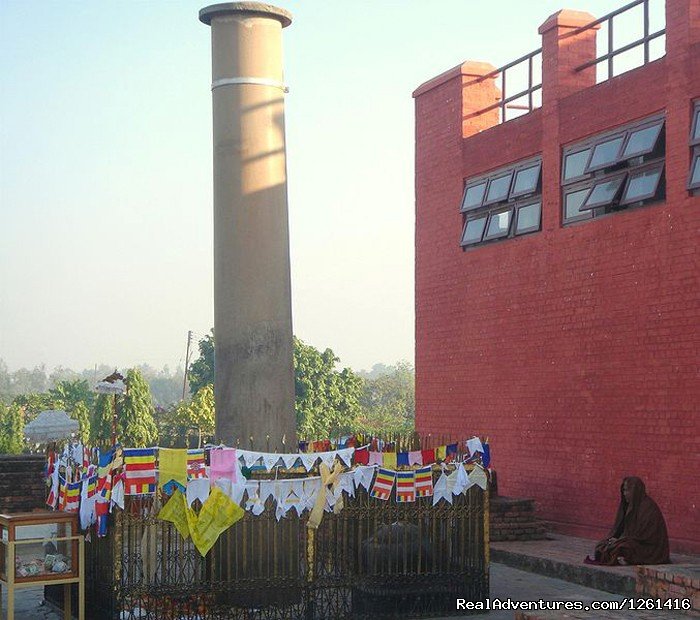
[414,0,699,553]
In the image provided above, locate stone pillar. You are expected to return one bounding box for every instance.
[199,2,296,446]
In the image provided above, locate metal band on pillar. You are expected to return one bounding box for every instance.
[211,77,289,93]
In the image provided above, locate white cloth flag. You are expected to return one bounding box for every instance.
[466,437,484,455]
[262,453,281,471]
[451,463,469,495]
[79,477,96,530]
[239,450,261,469]
[318,451,336,469]
[353,465,375,491]
[303,478,321,510]
[281,453,299,469]
[336,448,354,467]
[339,471,356,498]
[468,465,488,490]
[300,453,318,471]
[432,472,452,506]
[187,478,211,507]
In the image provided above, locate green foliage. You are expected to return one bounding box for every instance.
[91,394,115,446]
[49,379,94,412]
[356,362,415,435]
[294,337,363,438]
[159,384,215,448]
[11,392,61,422]
[0,403,25,454]
[119,369,159,446]
[188,331,214,395]
[71,401,91,444]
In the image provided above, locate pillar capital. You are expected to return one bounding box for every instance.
[199,2,292,27]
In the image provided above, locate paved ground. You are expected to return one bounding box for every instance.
[1,563,631,620]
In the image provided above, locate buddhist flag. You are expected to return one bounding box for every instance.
[370,468,395,501]
[415,466,434,498]
[158,448,188,490]
[124,447,157,495]
[382,452,397,469]
[96,448,115,500]
[64,480,81,513]
[395,470,416,503]
[187,449,206,479]
[57,476,67,511]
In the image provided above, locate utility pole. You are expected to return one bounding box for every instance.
[182,330,193,400]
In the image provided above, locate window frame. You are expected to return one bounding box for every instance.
[584,133,626,174]
[483,171,514,206]
[690,104,700,147]
[619,119,665,161]
[460,215,488,247]
[619,162,665,205]
[579,173,628,211]
[562,184,594,224]
[483,206,514,241]
[510,162,542,200]
[688,150,700,191]
[562,146,593,184]
[460,180,488,213]
[514,201,542,235]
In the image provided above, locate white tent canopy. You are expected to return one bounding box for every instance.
[23,409,79,443]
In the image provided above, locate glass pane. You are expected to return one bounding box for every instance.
[461,217,487,245]
[485,173,512,203]
[516,202,541,233]
[582,176,625,208]
[462,182,486,210]
[623,168,661,202]
[563,149,590,180]
[693,110,700,142]
[14,522,73,579]
[587,136,624,170]
[691,157,700,186]
[621,123,662,159]
[512,164,541,196]
[485,210,512,238]
[565,188,590,219]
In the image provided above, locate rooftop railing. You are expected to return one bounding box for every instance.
[574,0,666,82]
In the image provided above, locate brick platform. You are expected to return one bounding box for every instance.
[490,497,548,542]
[0,454,46,513]
[637,564,700,614]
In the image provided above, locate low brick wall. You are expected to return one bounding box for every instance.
[491,496,548,541]
[636,564,700,615]
[0,454,46,513]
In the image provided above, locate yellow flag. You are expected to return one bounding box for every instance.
[383,453,397,469]
[436,445,447,461]
[158,448,188,489]
[158,489,190,540]
[190,487,245,557]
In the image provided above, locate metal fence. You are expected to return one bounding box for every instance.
[75,475,487,620]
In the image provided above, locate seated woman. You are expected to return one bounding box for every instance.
[587,476,670,566]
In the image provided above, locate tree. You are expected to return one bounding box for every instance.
[356,362,415,434]
[91,394,115,446]
[119,368,159,446]
[0,403,25,454]
[294,337,363,438]
[159,384,215,448]
[71,401,91,444]
[188,330,214,395]
[12,392,61,422]
[49,379,94,412]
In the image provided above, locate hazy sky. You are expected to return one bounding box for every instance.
[0,0,662,373]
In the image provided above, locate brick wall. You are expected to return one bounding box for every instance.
[0,455,47,513]
[415,1,700,553]
[490,497,547,542]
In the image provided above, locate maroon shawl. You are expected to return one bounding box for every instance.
[594,477,670,565]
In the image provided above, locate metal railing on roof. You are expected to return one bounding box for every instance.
[466,48,543,124]
[574,0,666,81]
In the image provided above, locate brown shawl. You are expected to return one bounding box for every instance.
[595,476,670,565]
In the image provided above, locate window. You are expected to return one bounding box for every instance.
[690,102,700,191]
[562,114,665,224]
[515,202,541,234]
[459,156,542,249]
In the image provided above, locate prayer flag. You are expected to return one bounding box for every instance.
[382,453,397,469]
[124,447,157,495]
[446,443,458,456]
[421,449,435,465]
[395,470,416,503]
[368,451,383,466]
[397,452,409,466]
[482,443,491,468]
[96,448,115,500]
[158,448,188,490]
[353,446,369,465]
[370,468,395,501]
[415,466,434,498]
[57,477,67,511]
[408,450,423,466]
[64,480,81,513]
[210,448,237,484]
[436,445,447,461]
[187,449,206,479]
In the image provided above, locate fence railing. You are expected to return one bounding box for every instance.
[574,0,666,81]
[466,48,543,124]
